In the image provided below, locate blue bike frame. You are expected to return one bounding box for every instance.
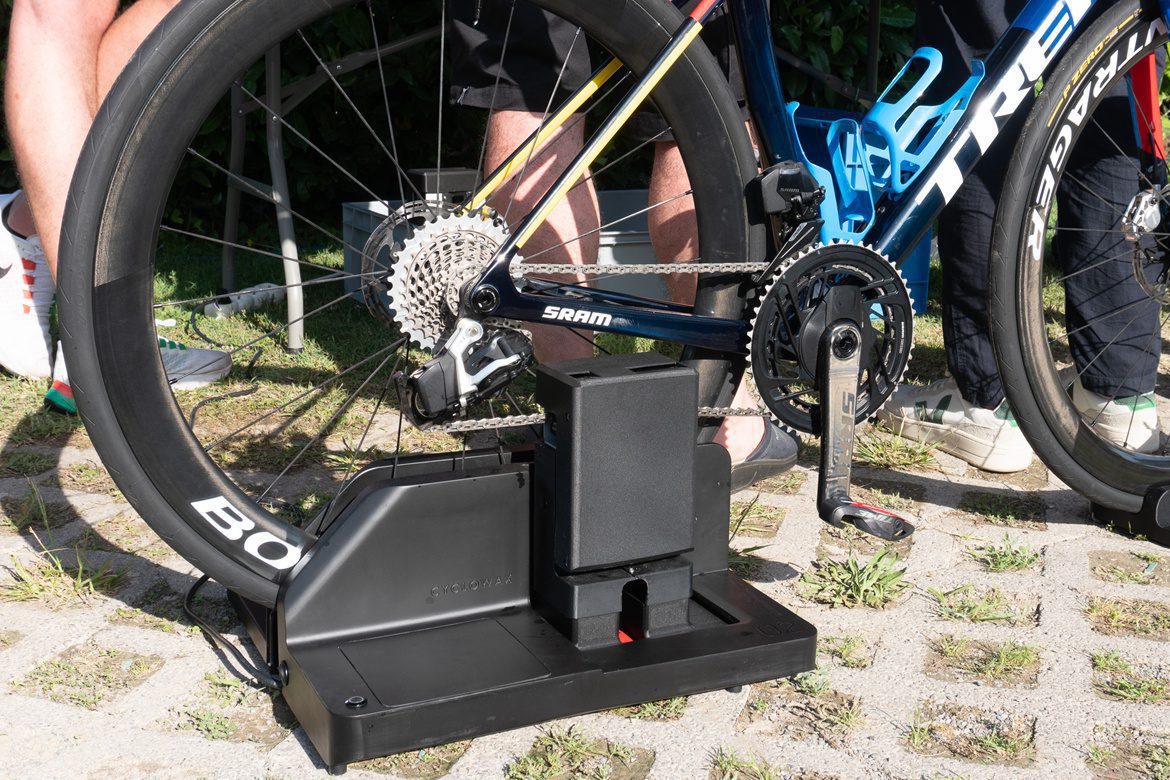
[468,0,1168,356]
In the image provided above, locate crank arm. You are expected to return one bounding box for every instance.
[815,317,914,542]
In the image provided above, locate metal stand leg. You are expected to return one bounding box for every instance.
[265,47,304,354]
[221,84,245,292]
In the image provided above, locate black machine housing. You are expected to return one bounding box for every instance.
[232,353,815,773]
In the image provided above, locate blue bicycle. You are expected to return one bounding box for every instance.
[60,0,1170,602]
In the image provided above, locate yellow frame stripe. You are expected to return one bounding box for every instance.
[515,22,704,248]
[465,58,625,211]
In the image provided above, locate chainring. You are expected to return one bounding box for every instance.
[385,208,510,350]
[749,241,914,434]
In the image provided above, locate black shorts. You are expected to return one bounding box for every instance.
[447,0,750,138]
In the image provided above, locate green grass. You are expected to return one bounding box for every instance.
[729,499,785,537]
[928,584,1028,624]
[972,642,1040,679]
[0,530,127,606]
[611,697,687,721]
[1084,744,1114,767]
[0,451,56,477]
[799,549,909,608]
[1086,596,1170,639]
[968,535,1041,573]
[959,491,1046,526]
[1,486,47,533]
[1090,651,1170,704]
[819,634,871,669]
[182,708,237,740]
[855,422,936,470]
[710,748,782,780]
[505,727,643,780]
[931,637,1040,683]
[13,643,163,709]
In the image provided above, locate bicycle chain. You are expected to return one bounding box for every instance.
[426,261,773,433]
[512,261,770,277]
[429,406,769,434]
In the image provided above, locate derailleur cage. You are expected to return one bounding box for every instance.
[403,318,534,427]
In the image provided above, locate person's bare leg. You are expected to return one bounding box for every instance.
[485,110,600,363]
[6,0,178,277]
[648,140,765,462]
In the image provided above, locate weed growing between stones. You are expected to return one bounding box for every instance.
[818,635,874,669]
[968,535,1041,573]
[906,703,1035,766]
[1090,651,1170,704]
[611,697,688,721]
[0,529,127,607]
[800,549,909,608]
[505,727,653,780]
[928,583,1038,625]
[13,642,163,709]
[925,636,1041,687]
[1085,596,1170,641]
[353,741,472,778]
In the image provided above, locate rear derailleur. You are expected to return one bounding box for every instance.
[402,317,534,427]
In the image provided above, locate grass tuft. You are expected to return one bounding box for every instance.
[800,549,909,608]
[928,583,1029,624]
[968,535,1040,573]
[855,422,936,470]
[0,529,127,607]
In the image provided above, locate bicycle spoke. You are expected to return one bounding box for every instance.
[367,0,408,206]
[292,30,435,214]
[502,27,585,225]
[201,337,406,454]
[257,345,402,501]
[524,189,694,260]
[186,148,384,265]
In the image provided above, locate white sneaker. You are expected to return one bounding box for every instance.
[0,192,52,379]
[875,377,1034,473]
[1071,378,1160,453]
[45,337,233,414]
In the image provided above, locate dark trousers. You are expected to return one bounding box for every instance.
[917,0,1161,407]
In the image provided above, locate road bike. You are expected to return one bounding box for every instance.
[58,0,1170,605]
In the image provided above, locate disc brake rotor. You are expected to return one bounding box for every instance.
[749,241,914,434]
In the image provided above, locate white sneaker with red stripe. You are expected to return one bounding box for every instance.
[0,191,53,379]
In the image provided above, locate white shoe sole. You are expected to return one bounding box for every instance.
[166,355,232,390]
[878,415,1034,473]
[1084,417,1161,454]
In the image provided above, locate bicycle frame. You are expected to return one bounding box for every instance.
[462,0,1164,355]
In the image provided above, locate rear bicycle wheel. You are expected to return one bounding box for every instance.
[991,2,1170,510]
[59,0,763,604]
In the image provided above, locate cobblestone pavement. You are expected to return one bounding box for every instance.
[2,436,1169,780]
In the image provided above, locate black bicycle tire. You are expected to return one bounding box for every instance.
[59,0,764,606]
[991,2,1167,511]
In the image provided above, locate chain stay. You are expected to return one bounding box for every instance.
[424,259,772,432]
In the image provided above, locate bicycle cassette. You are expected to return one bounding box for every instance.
[748,241,914,434]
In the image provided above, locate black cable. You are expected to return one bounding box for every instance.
[184,574,282,690]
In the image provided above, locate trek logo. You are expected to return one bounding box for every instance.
[0,262,10,280]
[914,0,1092,204]
[191,496,303,571]
[542,305,613,327]
[1027,17,1167,261]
